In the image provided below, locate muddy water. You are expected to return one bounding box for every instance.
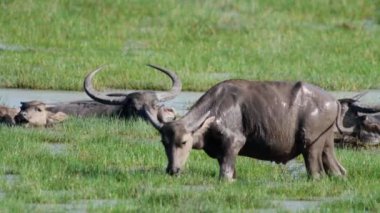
[0,88,202,115]
[1,88,380,115]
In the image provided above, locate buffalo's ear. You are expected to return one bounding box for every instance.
[47,112,68,126]
[158,106,176,123]
[193,116,215,137]
[143,105,164,131]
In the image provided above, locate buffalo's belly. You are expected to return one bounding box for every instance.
[238,136,302,163]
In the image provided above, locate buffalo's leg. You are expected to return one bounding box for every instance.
[217,134,245,181]
[218,155,237,181]
[302,136,326,179]
[322,135,346,176]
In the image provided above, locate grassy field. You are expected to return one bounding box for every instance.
[1,1,380,212]
[0,118,379,212]
[0,0,379,91]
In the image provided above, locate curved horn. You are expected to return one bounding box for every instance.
[147,64,182,102]
[352,92,368,101]
[338,92,368,104]
[351,103,380,113]
[84,66,127,105]
[143,105,163,130]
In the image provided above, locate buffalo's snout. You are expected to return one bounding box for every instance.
[14,112,28,124]
[166,166,180,176]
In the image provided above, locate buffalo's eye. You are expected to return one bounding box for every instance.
[181,140,187,145]
[35,107,42,112]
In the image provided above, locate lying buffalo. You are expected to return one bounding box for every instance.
[46,100,176,123]
[14,101,68,127]
[335,96,380,146]
[0,105,19,125]
[10,64,181,127]
[83,64,181,122]
[146,80,348,181]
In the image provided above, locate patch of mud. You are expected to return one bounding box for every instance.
[45,143,67,155]
[300,19,379,32]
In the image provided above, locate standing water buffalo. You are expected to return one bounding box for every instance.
[145,79,348,181]
[82,64,181,122]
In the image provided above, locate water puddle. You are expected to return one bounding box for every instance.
[183,184,214,192]
[28,199,136,212]
[284,160,306,179]
[273,200,320,212]
[0,88,379,112]
[45,143,67,155]
[0,174,20,200]
[0,88,201,115]
[0,43,33,52]
[2,174,19,185]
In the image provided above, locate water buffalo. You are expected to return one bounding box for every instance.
[46,100,176,123]
[14,101,68,127]
[145,80,348,181]
[335,95,380,146]
[0,105,19,125]
[83,64,181,121]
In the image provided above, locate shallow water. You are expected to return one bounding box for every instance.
[29,199,136,212]
[0,88,202,115]
[45,143,67,155]
[0,88,379,115]
[272,200,320,212]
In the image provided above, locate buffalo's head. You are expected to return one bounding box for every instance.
[337,93,380,145]
[14,101,68,127]
[145,107,215,175]
[83,64,181,121]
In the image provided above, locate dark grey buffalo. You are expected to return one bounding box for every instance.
[335,96,380,146]
[145,80,348,181]
[82,64,180,122]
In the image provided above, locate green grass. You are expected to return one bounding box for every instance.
[0,117,380,212]
[0,0,379,91]
[1,1,380,212]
